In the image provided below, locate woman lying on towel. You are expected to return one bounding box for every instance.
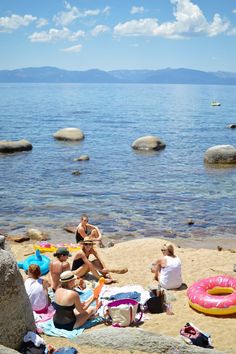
[72,237,127,284]
[25,264,50,314]
[53,271,97,331]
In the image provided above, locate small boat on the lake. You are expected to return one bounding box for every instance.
[211,101,221,106]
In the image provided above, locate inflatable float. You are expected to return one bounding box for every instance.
[18,250,50,275]
[34,241,81,253]
[187,275,236,315]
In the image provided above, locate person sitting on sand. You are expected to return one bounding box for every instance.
[151,243,182,290]
[49,247,71,291]
[53,270,97,331]
[72,237,127,284]
[25,264,50,314]
[75,214,104,247]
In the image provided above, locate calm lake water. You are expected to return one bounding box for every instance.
[0,83,236,247]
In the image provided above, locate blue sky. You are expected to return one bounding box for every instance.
[0,0,236,72]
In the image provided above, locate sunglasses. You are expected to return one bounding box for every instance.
[84,243,92,246]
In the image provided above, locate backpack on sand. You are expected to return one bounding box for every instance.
[180,322,212,348]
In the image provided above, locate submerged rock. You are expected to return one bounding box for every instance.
[74,154,90,161]
[204,145,236,164]
[0,139,32,153]
[53,127,84,141]
[132,135,166,151]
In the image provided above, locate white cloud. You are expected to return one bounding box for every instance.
[114,0,230,38]
[103,6,111,15]
[91,24,109,36]
[53,2,108,26]
[61,44,82,52]
[28,27,84,42]
[0,14,36,32]
[131,6,145,15]
[36,18,48,28]
[69,30,85,41]
[114,18,160,37]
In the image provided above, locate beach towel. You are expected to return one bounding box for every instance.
[33,305,55,323]
[37,317,103,338]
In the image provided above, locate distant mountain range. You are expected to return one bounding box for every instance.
[1,66,236,84]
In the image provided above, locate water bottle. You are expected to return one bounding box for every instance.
[166,303,174,315]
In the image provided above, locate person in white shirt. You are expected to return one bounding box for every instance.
[25,264,50,313]
[151,243,182,290]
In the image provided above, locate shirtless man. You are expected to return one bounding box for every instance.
[49,247,71,291]
[75,214,104,247]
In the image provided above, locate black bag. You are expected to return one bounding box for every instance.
[180,323,211,348]
[144,291,165,314]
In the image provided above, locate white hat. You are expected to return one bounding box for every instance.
[60,270,77,283]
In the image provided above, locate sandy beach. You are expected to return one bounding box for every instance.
[9,238,236,354]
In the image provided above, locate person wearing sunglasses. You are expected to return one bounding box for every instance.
[151,243,182,290]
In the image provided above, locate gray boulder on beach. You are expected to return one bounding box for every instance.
[204,145,236,164]
[132,135,166,151]
[0,139,32,153]
[53,127,84,141]
[0,237,35,349]
[76,327,223,354]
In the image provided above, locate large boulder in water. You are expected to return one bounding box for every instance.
[132,135,166,151]
[53,127,84,141]
[204,145,236,164]
[0,238,35,349]
[0,139,32,153]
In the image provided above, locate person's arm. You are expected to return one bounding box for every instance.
[87,223,102,240]
[73,291,96,314]
[81,294,96,310]
[76,225,87,238]
[42,278,50,290]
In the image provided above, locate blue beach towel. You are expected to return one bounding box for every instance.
[37,317,103,338]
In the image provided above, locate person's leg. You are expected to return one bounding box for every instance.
[151,262,161,281]
[91,260,116,283]
[73,264,90,277]
[73,308,95,328]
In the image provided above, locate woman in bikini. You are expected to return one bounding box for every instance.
[72,237,127,284]
[53,271,97,331]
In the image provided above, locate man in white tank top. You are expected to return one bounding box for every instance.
[151,243,182,290]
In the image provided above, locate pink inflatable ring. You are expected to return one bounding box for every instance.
[187,275,236,315]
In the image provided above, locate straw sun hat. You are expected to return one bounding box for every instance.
[59,271,77,283]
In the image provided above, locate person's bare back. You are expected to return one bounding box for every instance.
[49,247,71,291]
